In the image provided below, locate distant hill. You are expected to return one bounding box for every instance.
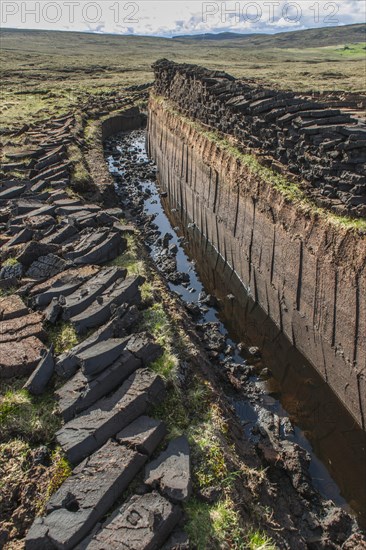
[173,23,366,48]
[173,31,259,41]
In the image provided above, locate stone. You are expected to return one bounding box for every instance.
[0,261,23,280]
[62,267,125,320]
[14,198,44,214]
[80,492,181,550]
[44,297,63,323]
[53,198,82,208]
[38,265,96,289]
[34,274,87,307]
[0,312,44,343]
[64,230,110,261]
[0,184,26,199]
[5,228,33,248]
[16,241,59,268]
[113,222,136,234]
[23,346,54,395]
[0,336,45,378]
[57,332,162,420]
[71,276,143,335]
[125,332,163,365]
[35,149,64,171]
[55,204,100,216]
[15,204,56,221]
[56,369,165,464]
[67,211,98,228]
[57,348,140,421]
[55,321,115,379]
[116,416,166,456]
[26,214,56,230]
[26,254,67,280]
[40,224,78,245]
[30,180,48,193]
[77,338,130,378]
[144,436,191,503]
[25,440,146,550]
[162,530,190,549]
[111,305,141,334]
[0,295,28,320]
[73,232,127,266]
[105,207,125,218]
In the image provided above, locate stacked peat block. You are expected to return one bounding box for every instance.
[152,59,366,217]
[1,104,191,549]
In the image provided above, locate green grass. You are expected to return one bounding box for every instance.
[142,300,248,550]
[68,143,91,191]
[333,42,366,56]
[149,349,178,380]
[153,385,189,440]
[247,529,277,550]
[185,499,216,548]
[0,385,60,444]
[1,27,365,132]
[185,497,248,550]
[185,499,278,550]
[108,252,144,274]
[108,235,147,277]
[140,303,173,346]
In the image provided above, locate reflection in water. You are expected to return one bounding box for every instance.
[107,130,366,528]
[165,204,366,528]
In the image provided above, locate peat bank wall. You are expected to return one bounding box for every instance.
[147,60,366,429]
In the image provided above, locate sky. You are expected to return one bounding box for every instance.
[1,0,365,37]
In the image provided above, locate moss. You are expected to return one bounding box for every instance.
[48,322,79,355]
[36,448,72,514]
[42,449,72,503]
[0,286,17,298]
[193,431,229,489]
[2,257,20,267]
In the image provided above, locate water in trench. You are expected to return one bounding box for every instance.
[105,129,366,528]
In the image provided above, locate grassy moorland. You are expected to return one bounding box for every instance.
[1,25,365,130]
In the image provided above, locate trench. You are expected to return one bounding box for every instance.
[104,128,366,529]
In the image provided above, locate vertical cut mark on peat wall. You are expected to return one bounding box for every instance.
[354,274,360,365]
[296,241,303,312]
[270,227,276,285]
[332,271,338,348]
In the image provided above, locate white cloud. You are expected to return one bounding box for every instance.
[1,0,365,36]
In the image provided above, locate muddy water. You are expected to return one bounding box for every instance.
[105,130,366,528]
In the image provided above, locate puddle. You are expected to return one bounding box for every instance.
[105,129,366,528]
